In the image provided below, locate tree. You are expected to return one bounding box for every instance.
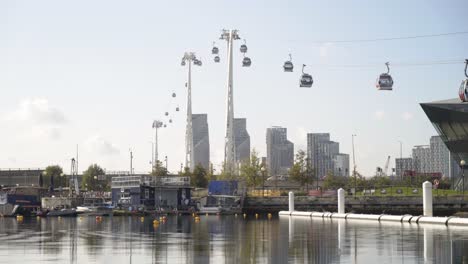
[206,163,217,181]
[368,175,391,188]
[240,149,263,187]
[347,171,370,190]
[323,171,349,189]
[289,150,314,191]
[180,166,191,177]
[192,164,208,188]
[219,162,235,180]
[44,165,65,188]
[151,160,168,176]
[81,164,107,191]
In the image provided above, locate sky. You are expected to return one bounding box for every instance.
[1,0,467,176]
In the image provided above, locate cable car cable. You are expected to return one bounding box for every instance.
[285,31,468,45]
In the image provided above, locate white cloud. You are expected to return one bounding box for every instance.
[373,110,385,120]
[85,135,120,155]
[3,98,67,140]
[402,112,413,121]
[6,98,66,125]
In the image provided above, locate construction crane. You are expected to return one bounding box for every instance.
[376,156,391,177]
[383,155,391,177]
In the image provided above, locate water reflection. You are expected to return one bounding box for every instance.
[0,215,467,263]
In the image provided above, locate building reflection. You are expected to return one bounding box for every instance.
[0,215,468,263]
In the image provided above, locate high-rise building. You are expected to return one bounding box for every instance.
[395,158,414,178]
[234,118,250,164]
[307,133,344,179]
[333,153,350,177]
[409,137,460,178]
[430,136,460,178]
[192,114,210,171]
[266,127,294,176]
[412,145,431,173]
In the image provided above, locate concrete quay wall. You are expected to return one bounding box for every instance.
[243,196,468,216]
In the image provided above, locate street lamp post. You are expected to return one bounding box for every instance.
[398,140,403,181]
[261,166,266,197]
[352,134,357,197]
[93,175,98,192]
[461,160,466,200]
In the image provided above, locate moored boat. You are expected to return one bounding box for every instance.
[197,195,242,215]
[47,208,78,217]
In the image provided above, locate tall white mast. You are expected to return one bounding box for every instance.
[181,52,201,171]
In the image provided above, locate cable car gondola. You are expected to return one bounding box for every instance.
[283,54,294,72]
[172,92,176,98]
[376,62,394,91]
[460,59,468,102]
[165,112,169,116]
[240,40,248,53]
[163,124,167,128]
[242,56,251,67]
[212,42,219,55]
[214,56,220,63]
[176,106,180,112]
[299,64,313,88]
[169,119,172,123]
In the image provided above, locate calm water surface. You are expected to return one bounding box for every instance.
[0,215,467,263]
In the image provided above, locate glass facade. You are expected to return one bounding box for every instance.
[421,98,468,190]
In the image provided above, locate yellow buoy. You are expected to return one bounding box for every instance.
[16,215,24,221]
[153,220,159,225]
[255,213,259,219]
[192,213,195,217]
[267,213,272,219]
[140,217,145,222]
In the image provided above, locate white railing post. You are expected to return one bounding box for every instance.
[289,192,295,212]
[423,181,433,217]
[338,188,345,214]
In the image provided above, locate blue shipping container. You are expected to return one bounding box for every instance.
[208,181,238,195]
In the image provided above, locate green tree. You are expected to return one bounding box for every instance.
[192,164,208,188]
[151,160,168,176]
[180,166,191,177]
[289,150,314,191]
[206,163,217,181]
[369,175,391,188]
[323,171,349,189]
[347,171,370,190]
[219,161,235,180]
[81,164,107,191]
[44,165,65,188]
[240,149,263,187]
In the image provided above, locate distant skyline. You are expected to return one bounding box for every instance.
[1,0,467,176]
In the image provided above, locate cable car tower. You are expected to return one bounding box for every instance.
[70,157,79,195]
[181,52,202,171]
[219,29,241,175]
[152,120,163,169]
